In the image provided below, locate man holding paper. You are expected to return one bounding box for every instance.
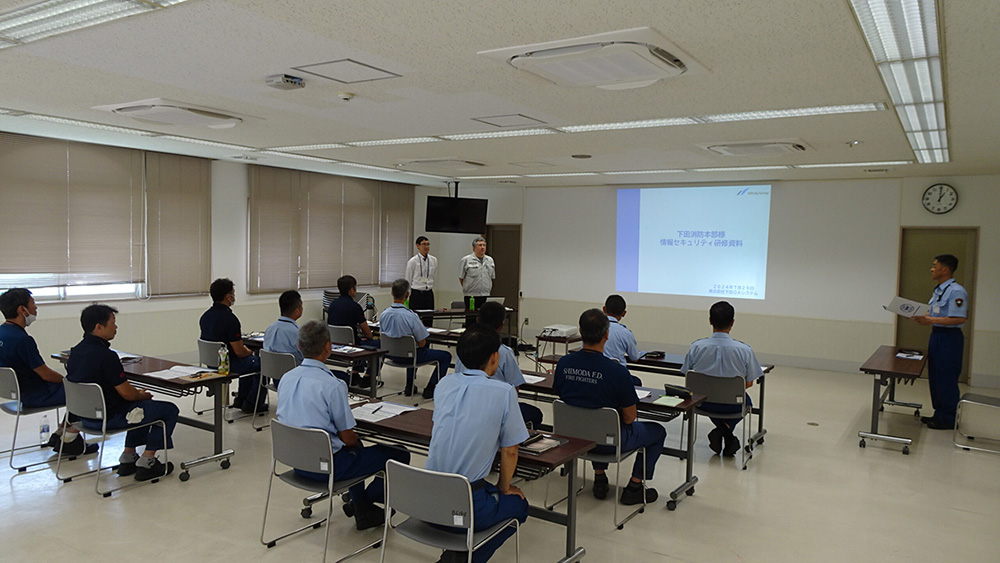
[276,320,410,530]
[912,254,968,430]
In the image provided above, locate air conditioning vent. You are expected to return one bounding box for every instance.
[93,98,242,129]
[705,141,811,156]
[397,158,486,172]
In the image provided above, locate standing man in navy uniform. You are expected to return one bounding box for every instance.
[913,254,968,430]
[405,236,437,326]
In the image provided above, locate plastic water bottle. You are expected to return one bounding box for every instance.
[218,345,230,375]
[39,414,50,444]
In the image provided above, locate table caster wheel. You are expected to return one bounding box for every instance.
[914,409,920,417]
[686,487,695,496]
[301,507,312,518]
[221,459,231,470]
[879,406,884,412]
[179,471,190,482]
[666,500,677,511]
[859,439,866,448]
[902,446,909,455]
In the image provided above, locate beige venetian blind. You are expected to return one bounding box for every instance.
[301,173,343,289]
[248,166,303,294]
[0,132,143,287]
[145,152,212,295]
[342,176,380,286]
[379,181,414,285]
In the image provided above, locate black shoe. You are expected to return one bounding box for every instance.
[620,484,658,505]
[45,433,62,449]
[708,428,724,455]
[592,474,609,500]
[57,435,99,456]
[920,415,936,425]
[404,384,418,397]
[230,398,244,410]
[354,505,385,531]
[241,402,269,415]
[117,461,137,477]
[356,375,372,388]
[437,551,467,563]
[926,418,955,430]
[421,385,436,400]
[342,501,356,518]
[135,459,174,481]
[723,434,741,457]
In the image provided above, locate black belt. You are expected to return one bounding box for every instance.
[932,326,961,333]
[470,479,489,491]
[411,288,433,293]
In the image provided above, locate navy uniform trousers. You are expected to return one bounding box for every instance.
[928,326,963,425]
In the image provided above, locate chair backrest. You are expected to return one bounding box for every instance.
[260,350,297,381]
[270,419,334,475]
[684,371,746,406]
[552,400,622,448]
[450,300,465,310]
[385,460,474,529]
[198,338,226,369]
[328,325,355,345]
[0,367,19,401]
[63,379,108,421]
[381,335,417,360]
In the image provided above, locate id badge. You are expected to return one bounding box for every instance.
[932,305,941,314]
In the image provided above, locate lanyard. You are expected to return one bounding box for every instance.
[935,281,954,303]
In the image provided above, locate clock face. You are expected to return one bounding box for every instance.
[922,183,958,214]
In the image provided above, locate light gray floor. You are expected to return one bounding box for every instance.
[2,358,999,562]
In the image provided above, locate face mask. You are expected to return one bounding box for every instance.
[24,313,36,327]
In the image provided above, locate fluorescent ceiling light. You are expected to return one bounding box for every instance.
[603,169,685,175]
[440,128,555,141]
[22,114,158,135]
[158,135,253,151]
[849,0,938,62]
[345,137,441,147]
[700,104,885,123]
[914,148,948,164]
[688,166,790,172]
[523,172,599,178]
[905,130,946,150]
[895,102,945,132]
[558,117,697,132]
[455,175,522,180]
[795,160,912,168]
[337,162,400,172]
[257,151,335,163]
[267,143,348,151]
[878,58,942,105]
[0,0,189,47]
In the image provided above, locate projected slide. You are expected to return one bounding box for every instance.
[616,185,771,299]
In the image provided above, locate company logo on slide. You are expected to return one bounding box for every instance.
[900,303,916,313]
[737,188,768,196]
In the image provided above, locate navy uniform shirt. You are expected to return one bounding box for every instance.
[199,302,243,355]
[929,278,968,328]
[553,349,639,413]
[66,333,129,415]
[0,322,46,395]
[327,296,367,343]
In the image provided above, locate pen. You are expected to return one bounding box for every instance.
[372,405,382,413]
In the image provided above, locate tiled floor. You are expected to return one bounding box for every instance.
[2,357,998,562]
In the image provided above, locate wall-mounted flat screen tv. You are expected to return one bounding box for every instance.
[425,196,488,234]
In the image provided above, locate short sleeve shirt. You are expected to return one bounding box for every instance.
[405,253,438,291]
[276,359,356,454]
[199,302,242,355]
[454,344,525,388]
[426,370,528,482]
[378,304,429,342]
[459,253,495,296]
[604,317,642,367]
[264,317,302,364]
[0,323,47,395]
[553,349,639,413]
[929,278,968,328]
[66,333,129,415]
[680,332,764,383]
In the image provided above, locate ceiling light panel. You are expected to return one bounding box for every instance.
[345,137,441,147]
[688,166,790,172]
[603,169,686,175]
[905,130,946,150]
[559,117,697,132]
[337,162,400,172]
[268,143,348,151]
[878,58,942,105]
[0,0,189,45]
[22,114,158,135]
[523,172,599,178]
[914,148,948,164]
[440,128,555,141]
[795,160,911,168]
[257,151,335,163]
[159,135,253,151]
[455,175,522,180]
[895,102,945,132]
[850,0,938,62]
[700,104,884,123]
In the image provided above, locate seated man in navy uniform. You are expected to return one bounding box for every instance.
[199,278,265,414]
[0,288,93,455]
[453,301,543,429]
[426,325,529,563]
[67,304,179,480]
[680,301,763,456]
[327,275,379,386]
[602,294,644,386]
[263,290,304,365]
[276,320,410,530]
[379,278,450,399]
[554,308,663,505]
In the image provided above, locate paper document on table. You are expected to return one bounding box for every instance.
[895,350,924,360]
[352,401,417,422]
[653,395,684,407]
[368,322,379,329]
[426,327,448,334]
[332,345,364,353]
[522,374,546,384]
[142,369,185,380]
[112,350,142,361]
[449,328,466,334]
[884,296,929,318]
[163,365,213,376]
[635,389,651,400]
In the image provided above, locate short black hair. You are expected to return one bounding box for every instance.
[337,275,357,295]
[477,301,506,330]
[579,308,610,345]
[604,294,627,317]
[0,288,32,320]
[81,303,118,333]
[709,301,735,330]
[210,278,235,302]
[391,278,410,300]
[935,254,959,274]
[278,290,302,317]
[415,236,429,245]
[456,325,501,371]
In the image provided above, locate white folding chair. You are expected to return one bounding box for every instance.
[953,393,1000,454]
[550,400,646,530]
[56,379,169,497]
[380,335,439,402]
[252,351,297,431]
[261,420,379,563]
[0,367,64,472]
[381,460,519,563]
[685,371,753,470]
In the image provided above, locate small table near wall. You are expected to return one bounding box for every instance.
[858,345,927,455]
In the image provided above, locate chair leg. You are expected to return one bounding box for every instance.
[251,382,270,431]
[94,420,170,497]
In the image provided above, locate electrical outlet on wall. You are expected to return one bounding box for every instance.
[524,317,529,325]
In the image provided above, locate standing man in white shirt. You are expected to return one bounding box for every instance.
[458,235,495,327]
[404,236,437,326]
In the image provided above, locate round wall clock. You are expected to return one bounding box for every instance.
[922,183,957,214]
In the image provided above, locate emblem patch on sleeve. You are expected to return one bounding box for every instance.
[955,298,964,307]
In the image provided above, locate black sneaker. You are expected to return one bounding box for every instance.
[708,428,724,455]
[135,459,174,481]
[117,461,137,477]
[723,434,741,457]
[437,551,467,563]
[354,505,385,531]
[56,435,99,456]
[421,385,436,400]
[342,501,356,518]
[404,384,418,397]
[620,484,658,505]
[45,433,62,449]
[241,402,269,415]
[920,415,936,425]
[592,474,609,500]
[926,418,955,430]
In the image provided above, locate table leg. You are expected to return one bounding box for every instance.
[562,457,585,563]
[367,356,380,400]
[858,372,913,451]
[667,407,699,509]
[178,379,236,479]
